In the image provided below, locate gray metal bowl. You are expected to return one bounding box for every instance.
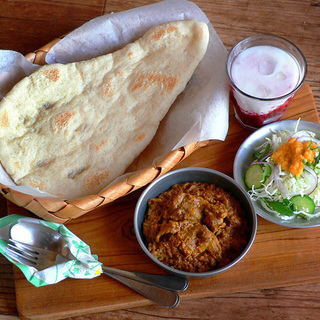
[234,120,320,228]
[134,167,257,279]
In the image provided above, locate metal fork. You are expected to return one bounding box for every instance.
[5,239,183,308]
[6,239,60,269]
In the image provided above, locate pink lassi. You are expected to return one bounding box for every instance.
[227,35,306,129]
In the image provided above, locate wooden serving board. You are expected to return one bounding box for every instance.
[10,83,320,320]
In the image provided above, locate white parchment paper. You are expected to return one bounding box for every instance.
[0,0,229,199]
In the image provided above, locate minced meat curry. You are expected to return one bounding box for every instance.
[143,182,250,273]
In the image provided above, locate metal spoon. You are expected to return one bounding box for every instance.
[10,222,188,307]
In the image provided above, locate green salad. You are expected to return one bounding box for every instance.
[244,121,320,220]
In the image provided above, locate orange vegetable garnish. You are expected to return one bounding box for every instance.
[271,137,317,176]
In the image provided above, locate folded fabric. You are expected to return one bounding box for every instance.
[0,214,102,287]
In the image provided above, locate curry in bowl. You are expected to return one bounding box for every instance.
[143,181,250,273]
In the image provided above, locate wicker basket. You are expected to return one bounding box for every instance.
[0,36,209,223]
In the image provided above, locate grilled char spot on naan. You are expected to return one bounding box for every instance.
[0,19,209,199]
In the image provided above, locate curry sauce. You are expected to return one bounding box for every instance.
[143,182,250,273]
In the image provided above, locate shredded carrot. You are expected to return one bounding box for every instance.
[271,137,317,176]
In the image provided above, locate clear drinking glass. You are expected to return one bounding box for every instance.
[226,34,307,130]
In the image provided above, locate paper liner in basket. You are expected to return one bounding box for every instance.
[0,0,229,222]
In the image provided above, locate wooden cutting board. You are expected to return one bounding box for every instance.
[10,83,320,320]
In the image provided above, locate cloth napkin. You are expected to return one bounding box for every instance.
[0,214,102,287]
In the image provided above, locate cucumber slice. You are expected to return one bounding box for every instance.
[244,164,264,189]
[290,195,315,214]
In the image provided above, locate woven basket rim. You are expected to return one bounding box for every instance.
[25,35,66,65]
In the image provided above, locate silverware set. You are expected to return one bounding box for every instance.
[6,222,188,308]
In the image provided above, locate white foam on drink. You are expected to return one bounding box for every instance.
[231,45,300,100]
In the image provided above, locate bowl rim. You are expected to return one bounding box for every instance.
[134,167,257,278]
[233,119,320,228]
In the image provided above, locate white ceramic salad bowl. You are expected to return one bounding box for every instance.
[234,120,320,228]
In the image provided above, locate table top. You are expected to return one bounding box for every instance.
[0,1,319,319]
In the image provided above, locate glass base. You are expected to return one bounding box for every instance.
[231,92,293,131]
[234,109,259,131]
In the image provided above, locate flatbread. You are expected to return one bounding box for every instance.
[0,19,209,199]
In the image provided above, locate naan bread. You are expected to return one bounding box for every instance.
[0,19,209,199]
